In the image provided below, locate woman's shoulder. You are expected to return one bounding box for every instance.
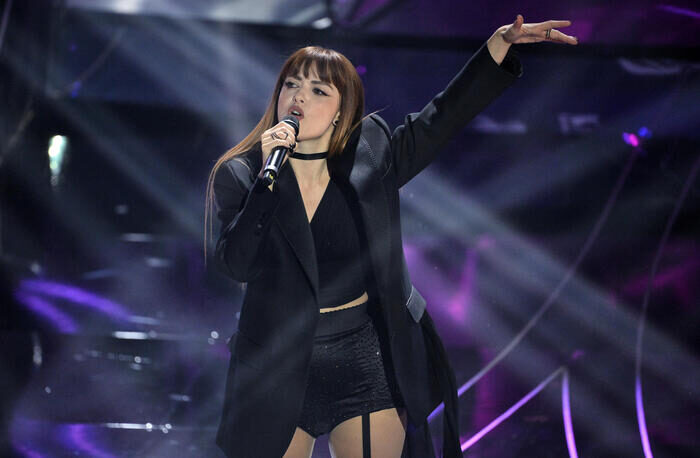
[362,113,390,134]
[357,113,392,145]
[217,144,261,187]
[225,144,261,175]
[355,113,393,150]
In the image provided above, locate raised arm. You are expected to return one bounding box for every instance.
[389,15,576,188]
[388,37,521,187]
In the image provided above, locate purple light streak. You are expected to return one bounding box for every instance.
[20,279,130,320]
[65,424,115,458]
[14,292,78,333]
[432,150,639,424]
[461,367,565,452]
[10,417,49,458]
[633,155,699,458]
[561,370,579,458]
[657,4,700,19]
[10,443,44,458]
[636,378,654,458]
[621,257,699,301]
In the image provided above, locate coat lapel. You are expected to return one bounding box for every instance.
[272,123,392,306]
[273,162,319,302]
[331,131,392,299]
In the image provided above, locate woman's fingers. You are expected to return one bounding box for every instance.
[275,122,297,141]
[262,122,297,147]
[260,120,298,170]
[513,14,524,29]
[507,16,577,45]
[548,28,578,44]
[541,20,572,29]
[537,24,577,44]
[262,136,295,152]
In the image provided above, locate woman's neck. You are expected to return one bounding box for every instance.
[290,138,330,185]
[290,156,329,186]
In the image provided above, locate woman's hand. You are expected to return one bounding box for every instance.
[487,15,577,65]
[502,15,578,45]
[260,121,297,174]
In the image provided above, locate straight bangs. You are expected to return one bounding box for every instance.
[284,50,344,90]
[275,46,365,159]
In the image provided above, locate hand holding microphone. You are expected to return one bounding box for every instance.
[260,115,300,186]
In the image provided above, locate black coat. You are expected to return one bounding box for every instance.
[213,41,522,457]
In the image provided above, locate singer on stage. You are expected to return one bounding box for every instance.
[206,15,577,458]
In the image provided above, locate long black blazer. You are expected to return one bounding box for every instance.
[213,41,522,457]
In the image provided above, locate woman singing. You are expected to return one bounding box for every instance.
[206,15,577,458]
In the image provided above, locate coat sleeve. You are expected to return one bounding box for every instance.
[213,157,281,282]
[388,40,523,187]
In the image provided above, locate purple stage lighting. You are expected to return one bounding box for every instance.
[11,442,44,458]
[14,291,79,334]
[64,424,113,458]
[657,4,700,19]
[562,370,579,458]
[636,378,654,458]
[20,279,131,320]
[460,367,579,457]
[10,418,49,458]
[622,132,640,147]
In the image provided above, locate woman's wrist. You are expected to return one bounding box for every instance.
[486,26,511,66]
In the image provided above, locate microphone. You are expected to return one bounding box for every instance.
[261,115,299,186]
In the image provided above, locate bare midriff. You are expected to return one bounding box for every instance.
[319,291,368,313]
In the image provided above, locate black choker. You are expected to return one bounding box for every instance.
[290,151,328,160]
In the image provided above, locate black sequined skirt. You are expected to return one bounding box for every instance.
[297,301,404,438]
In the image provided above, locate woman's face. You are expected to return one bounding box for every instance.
[277,64,341,151]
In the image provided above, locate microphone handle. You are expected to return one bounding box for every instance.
[261,146,288,186]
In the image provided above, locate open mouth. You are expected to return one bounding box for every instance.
[289,107,304,119]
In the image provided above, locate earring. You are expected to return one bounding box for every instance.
[332,119,339,126]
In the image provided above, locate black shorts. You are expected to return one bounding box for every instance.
[297,302,404,438]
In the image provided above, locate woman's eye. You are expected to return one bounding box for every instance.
[284,81,296,88]
[313,88,328,96]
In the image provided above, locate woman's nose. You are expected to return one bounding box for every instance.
[293,86,310,103]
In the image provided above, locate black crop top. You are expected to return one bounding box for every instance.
[309,176,367,308]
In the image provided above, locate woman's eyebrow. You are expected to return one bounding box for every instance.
[288,74,332,88]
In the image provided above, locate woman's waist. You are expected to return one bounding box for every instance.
[319,290,368,313]
[315,295,374,338]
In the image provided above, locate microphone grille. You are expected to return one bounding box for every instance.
[281,115,300,135]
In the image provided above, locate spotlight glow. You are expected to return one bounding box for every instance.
[622,132,639,147]
[637,126,652,138]
[48,135,69,185]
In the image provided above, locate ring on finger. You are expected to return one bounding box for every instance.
[545,28,552,39]
[271,131,288,141]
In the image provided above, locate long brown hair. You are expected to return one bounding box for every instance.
[204,46,366,260]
